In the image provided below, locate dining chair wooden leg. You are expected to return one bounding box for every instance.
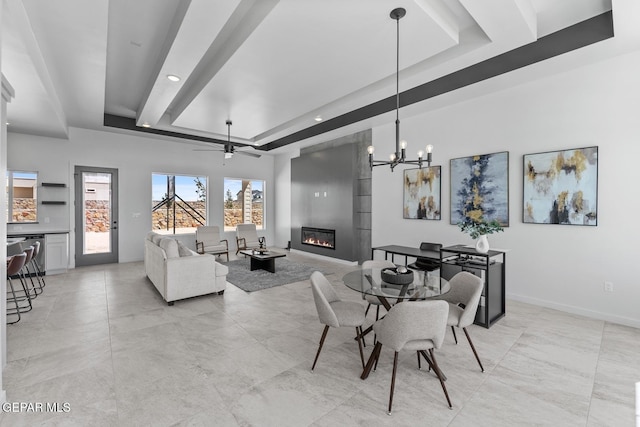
[311,325,330,371]
[451,326,458,344]
[429,349,452,409]
[416,352,421,369]
[463,327,484,372]
[356,327,365,369]
[365,303,371,317]
[387,351,399,415]
[358,326,367,348]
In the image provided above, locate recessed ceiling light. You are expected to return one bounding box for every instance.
[166,74,181,82]
[141,122,151,128]
[314,116,323,122]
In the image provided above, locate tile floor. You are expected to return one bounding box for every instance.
[1,250,639,426]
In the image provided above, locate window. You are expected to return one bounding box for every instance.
[223,178,264,231]
[7,171,38,223]
[152,174,207,234]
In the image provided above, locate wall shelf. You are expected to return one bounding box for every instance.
[39,182,69,206]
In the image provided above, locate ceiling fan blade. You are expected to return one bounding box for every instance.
[192,148,224,152]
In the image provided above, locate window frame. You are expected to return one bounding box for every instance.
[7,170,38,224]
[151,173,208,235]
[223,177,265,232]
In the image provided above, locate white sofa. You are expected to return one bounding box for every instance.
[144,231,228,305]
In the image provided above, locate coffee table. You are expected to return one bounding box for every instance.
[238,249,286,273]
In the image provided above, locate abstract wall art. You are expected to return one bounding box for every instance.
[403,166,441,220]
[523,146,598,225]
[450,151,509,226]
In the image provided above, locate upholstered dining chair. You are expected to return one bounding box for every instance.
[310,271,366,372]
[434,271,485,372]
[235,223,263,254]
[371,300,451,413]
[195,226,229,261]
[361,260,396,322]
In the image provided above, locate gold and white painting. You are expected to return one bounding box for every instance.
[403,166,441,220]
[523,146,598,225]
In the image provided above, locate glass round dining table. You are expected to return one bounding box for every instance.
[342,267,450,311]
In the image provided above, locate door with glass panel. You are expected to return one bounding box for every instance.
[74,166,119,266]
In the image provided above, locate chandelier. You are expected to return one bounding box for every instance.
[368,7,433,171]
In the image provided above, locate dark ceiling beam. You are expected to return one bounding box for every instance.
[259,11,613,151]
[103,113,254,148]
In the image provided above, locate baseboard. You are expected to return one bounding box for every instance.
[289,249,358,266]
[507,292,640,328]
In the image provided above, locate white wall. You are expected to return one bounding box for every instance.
[370,50,640,327]
[7,127,275,264]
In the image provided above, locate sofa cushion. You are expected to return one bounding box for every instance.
[159,237,180,258]
[177,241,194,257]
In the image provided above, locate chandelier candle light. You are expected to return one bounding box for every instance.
[368,7,433,171]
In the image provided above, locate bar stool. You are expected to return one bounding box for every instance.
[21,246,42,298]
[29,241,46,292]
[7,253,28,324]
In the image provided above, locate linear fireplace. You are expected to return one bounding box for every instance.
[301,227,335,249]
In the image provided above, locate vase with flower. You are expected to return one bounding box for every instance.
[458,219,504,254]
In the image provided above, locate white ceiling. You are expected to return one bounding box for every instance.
[3,0,636,154]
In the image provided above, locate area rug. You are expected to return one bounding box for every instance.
[224,257,324,292]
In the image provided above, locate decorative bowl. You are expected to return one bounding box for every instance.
[381,268,414,285]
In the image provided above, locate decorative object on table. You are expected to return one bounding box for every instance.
[458,218,504,254]
[381,267,414,285]
[403,167,441,220]
[450,151,509,226]
[366,7,434,172]
[523,146,598,225]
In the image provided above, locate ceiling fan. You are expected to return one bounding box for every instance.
[192,120,261,158]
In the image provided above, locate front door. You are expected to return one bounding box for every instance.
[74,166,119,266]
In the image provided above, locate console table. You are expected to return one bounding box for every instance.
[371,245,440,266]
[440,244,506,328]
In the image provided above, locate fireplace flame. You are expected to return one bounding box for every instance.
[302,237,334,248]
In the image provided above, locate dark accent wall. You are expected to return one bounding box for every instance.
[291,131,371,262]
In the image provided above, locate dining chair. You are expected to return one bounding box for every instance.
[408,242,442,273]
[195,225,229,261]
[310,271,366,372]
[371,300,451,413]
[361,260,396,322]
[434,271,485,372]
[235,223,263,254]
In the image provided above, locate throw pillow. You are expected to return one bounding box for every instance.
[159,237,180,258]
[151,233,163,245]
[177,241,194,257]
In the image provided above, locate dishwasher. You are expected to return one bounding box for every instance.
[7,233,46,274]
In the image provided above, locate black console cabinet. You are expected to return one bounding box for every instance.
[440,245,506,328]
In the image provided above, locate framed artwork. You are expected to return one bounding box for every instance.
[450,151,509,226]
[403,166,441,220]
[523,146,598,225]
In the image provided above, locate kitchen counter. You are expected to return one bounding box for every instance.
[7,229,70,236]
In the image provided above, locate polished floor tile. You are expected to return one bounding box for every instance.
[1,250,638,426]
